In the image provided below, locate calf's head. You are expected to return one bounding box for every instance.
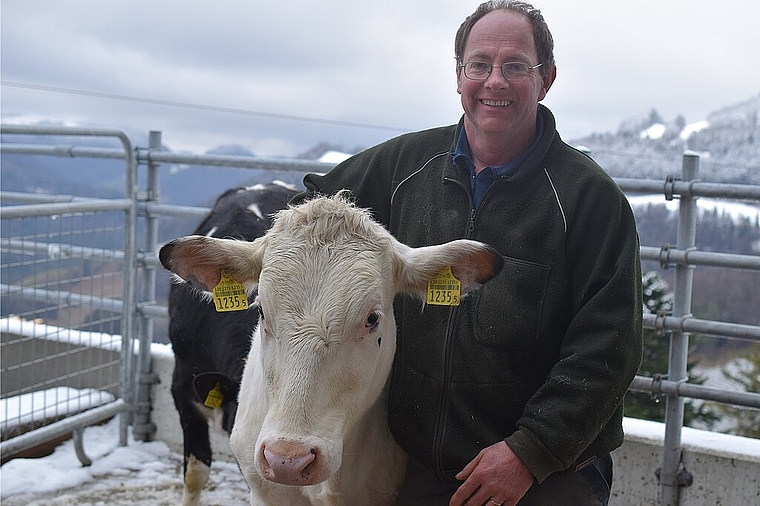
[159,194,503,487]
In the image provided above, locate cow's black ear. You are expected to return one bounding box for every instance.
[194,372,237,409]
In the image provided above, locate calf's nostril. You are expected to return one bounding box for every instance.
[261,441,318,485]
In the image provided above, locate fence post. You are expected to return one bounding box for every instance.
[119,131,138,447]
[132,131,162,441]
[659,152,699,505]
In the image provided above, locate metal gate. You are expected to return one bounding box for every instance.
[0,126,136,463]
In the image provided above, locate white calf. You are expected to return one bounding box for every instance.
[159,194,503,506]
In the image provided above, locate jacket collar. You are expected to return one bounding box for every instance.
[442,104,557,185]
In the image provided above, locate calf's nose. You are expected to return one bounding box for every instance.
[261,440,318,485]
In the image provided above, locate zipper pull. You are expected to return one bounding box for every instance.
[468,209,476,234]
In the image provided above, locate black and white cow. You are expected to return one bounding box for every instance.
[166,182,298,506]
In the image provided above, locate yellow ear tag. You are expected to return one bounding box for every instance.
[427,266,461,306]
[212,271,249,312]
[204,382,224,409]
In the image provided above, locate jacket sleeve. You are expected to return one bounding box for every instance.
[505,174,643,482]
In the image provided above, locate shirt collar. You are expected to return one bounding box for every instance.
[453,113,545,178]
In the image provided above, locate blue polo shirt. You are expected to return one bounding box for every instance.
[453,114,544,208]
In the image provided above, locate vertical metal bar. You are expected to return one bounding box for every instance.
[118,132,137,447]
[72,426,93,467]
[660,152,699,506]
[133,131,162,441]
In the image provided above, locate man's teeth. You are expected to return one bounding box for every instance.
[482,99,511,106]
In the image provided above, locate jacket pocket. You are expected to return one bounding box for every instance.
[470,256,550,349]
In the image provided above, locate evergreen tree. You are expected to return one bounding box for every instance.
[717,352,760,438]
[625,271,719,428]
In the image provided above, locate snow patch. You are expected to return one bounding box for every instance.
[1,316,122,352]
[623,417,760,461]
[318,150,351,164]
[0,316,174,359]
[640,123,666,140]
[680,120,710,140]
[627,195,760,224]
[0,417,249,503]
[1,388,115,434]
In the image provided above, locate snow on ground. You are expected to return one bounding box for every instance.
[1,387,115,434]
[0,417,249,505]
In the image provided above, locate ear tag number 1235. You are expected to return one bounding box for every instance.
[204,382,224,409]
[212,271,249,312]
[427,266,461,306]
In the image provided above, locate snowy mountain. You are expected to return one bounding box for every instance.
[569,94,760,184]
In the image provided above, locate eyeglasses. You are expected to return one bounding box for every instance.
[459,61,543,82]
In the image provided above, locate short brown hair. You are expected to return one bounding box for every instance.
[455,1,555,76]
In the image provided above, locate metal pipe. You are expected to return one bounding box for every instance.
[660,152,700,506]
[643,313,760,343]
[117,130,137,448]
[140,202,211,219]
[132,131,161,442]
[0,283,124,313]
[137,302,170,319]
[616,177,760,200]
[629,376,760,409]
[0,238,125,261]
[0,399,127,459]
[0,143,125,159]
[0,191,97,204]
[0,199,132,218]
[641,246,760,271]
[139,149,332,173]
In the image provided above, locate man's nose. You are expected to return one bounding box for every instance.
[484,67,509,89]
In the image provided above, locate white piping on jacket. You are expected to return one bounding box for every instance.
[544,167,567,234]
[389,151,449,208]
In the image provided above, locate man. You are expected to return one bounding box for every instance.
[295,2,642,505]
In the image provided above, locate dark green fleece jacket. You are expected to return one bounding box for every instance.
[300,105,643,484]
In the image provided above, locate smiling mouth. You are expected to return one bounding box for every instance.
[481,99,512,107]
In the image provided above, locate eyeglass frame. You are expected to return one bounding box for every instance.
[458,61,544,82]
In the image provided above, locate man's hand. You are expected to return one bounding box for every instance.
[449,441,534,506]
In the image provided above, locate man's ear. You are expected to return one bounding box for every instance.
[456,64,464,95]
[538,65,557,101]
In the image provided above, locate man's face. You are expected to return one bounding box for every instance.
[457,10,554,141]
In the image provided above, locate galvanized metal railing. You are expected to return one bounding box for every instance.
[1,125,758,506]
[0,124,137,463]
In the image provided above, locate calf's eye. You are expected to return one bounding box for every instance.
[366,311,380,329]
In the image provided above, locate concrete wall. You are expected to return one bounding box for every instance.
[150,346,760,505]
[610,417,760,505]
[1,331,121,397]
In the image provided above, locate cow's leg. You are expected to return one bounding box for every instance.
[184,454,211,506]
[172,373,213,506]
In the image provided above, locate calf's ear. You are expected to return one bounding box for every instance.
[395,239,504,298]
[159,235,266,292]
[193,372,238,408]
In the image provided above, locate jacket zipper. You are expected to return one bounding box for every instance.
[432,178,474,480]
[443,177,477,240]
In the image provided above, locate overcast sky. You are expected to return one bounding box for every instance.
[2,0,759,157]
